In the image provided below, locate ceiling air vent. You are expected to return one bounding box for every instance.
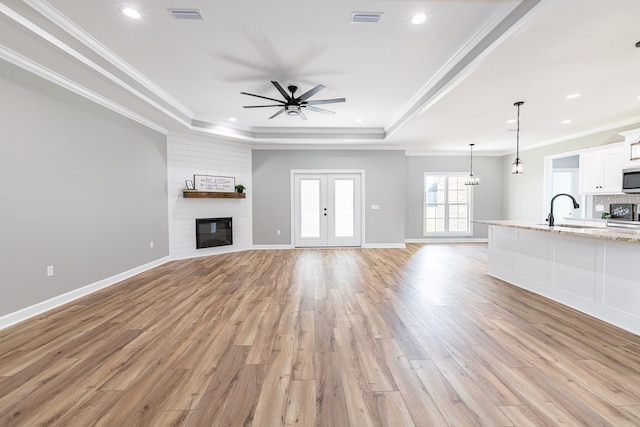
[351,12,383,24]
[167,8,204,20]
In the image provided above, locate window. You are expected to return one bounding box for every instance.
[424,174,472,235]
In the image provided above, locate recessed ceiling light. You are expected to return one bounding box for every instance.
[121,7,141,19]
[566,93,581,99]
[229,117,237,122]
[355,118,363,123]
[411,13,427,25]
[506,119,516,124]
[561,119,572,124]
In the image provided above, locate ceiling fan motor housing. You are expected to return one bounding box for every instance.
[285,104,301,116]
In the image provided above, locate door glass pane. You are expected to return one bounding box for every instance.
[300,180,320,238]
[334,179,354,237]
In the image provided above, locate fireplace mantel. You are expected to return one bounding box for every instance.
[183,190,246,199]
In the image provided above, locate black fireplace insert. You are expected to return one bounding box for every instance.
[196,217,232,249]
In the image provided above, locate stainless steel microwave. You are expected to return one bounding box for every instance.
[622,167,640,193]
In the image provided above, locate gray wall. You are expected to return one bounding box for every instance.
[0,60,168,317]
[252,150,406,245]
[405,155,503,239]
[502,124,640,220]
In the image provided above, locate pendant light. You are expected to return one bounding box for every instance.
[464,143,479,185]
[512,101,525,174]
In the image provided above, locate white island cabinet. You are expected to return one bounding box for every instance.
[480,221,640,336]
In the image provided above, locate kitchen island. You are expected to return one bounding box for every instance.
[476,220,640,335]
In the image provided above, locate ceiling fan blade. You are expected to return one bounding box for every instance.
[296,84,325,102]
[271,81,293,102]
[299,111,308,121]
[305,105,335,115]
[240,92,285,104]
[243,105,283,108]
[305,98,346,105]
[269,108,285,119]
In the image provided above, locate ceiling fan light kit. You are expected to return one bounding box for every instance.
[241,81,346,120]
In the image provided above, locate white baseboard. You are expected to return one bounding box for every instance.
[170,246,251,260]
[252,244,295,250]
[255,244,407,250]
[0,256,171,331]
[363,243,407,249]
[405,238,488,244]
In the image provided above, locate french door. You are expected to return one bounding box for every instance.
[293,173,362,247]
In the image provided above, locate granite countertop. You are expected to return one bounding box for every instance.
[474,220,640,243]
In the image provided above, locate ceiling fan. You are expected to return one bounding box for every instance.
[241,81,345,120]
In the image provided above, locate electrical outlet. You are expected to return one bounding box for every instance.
[150,240,154,249]
[47,265,54,277]
[277,230,281,235]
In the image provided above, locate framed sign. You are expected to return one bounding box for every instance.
[193,175,235,192]
[610,203,634,220]
[185,180,195,190]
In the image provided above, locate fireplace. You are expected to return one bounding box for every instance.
[196,217,232,249]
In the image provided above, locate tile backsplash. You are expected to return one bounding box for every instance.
[592,194,640,220]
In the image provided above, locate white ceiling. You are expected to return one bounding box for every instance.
[2,0,640,154]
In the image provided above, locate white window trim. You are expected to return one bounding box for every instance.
[423,172,474,237]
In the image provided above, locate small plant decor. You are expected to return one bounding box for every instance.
[235,184,246,193]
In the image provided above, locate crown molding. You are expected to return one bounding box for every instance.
[1,1,190,131]
[190,120,386,143]
[0,45,168,134]
[499,116,640,156]
[385,0,545,139]
[23,0,193,118]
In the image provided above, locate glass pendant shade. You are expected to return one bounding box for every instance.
[464,173,479,185]
[464,143,480,185]
[512,101,525,175]
[512,158,524,174]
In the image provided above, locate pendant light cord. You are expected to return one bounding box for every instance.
[514,101,524,160]
[516,103,520,159]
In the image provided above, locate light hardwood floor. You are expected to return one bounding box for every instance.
[1,243,640,426]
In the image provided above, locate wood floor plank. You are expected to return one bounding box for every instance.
[1,244,639,425]
[284,380,316,427]
[378,337,448,426]
[292,310,315,380]
[411,359,484,426]
[436,334,523,406]
[347,314,397,392]
[252,334,295,426]
[513,366,615,426]
[334,327,382,427]
[373,391,416,427]
[184,345,249,426]
[499,405,552,427]
[315,351,350,427]
[245,301,282,365]
[355,293,393,339]
[214,363,265,427]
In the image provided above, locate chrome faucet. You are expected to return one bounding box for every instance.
[546,193,580,227]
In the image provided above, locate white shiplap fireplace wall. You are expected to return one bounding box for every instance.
[167,133,252,259]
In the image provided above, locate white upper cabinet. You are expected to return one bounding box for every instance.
[618,128,640,168]
[579,144,623,194]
